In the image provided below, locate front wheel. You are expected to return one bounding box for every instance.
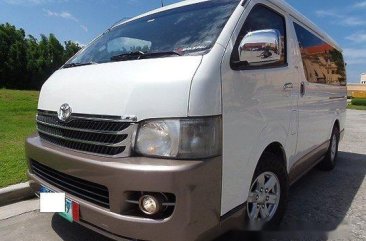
[246,152,288,228]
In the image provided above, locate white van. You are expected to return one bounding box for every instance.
[26,0,347,240]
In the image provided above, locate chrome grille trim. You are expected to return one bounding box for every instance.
[36,119,129,135]
[36,110,136,157]
[37,128,130,147]
[38,110,135,123]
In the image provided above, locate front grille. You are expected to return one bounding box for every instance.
[36,110,135,157]
[31,160,110,208]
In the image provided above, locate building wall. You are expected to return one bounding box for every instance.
[361,74,366,84]
[348,84,366,97]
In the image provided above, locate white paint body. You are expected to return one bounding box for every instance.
[38,0,347,217]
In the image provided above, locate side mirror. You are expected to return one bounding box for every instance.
[238,29,282,66]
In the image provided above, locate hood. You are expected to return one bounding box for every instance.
[38,56,202,121]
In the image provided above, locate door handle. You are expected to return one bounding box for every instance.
[300,82,305,96]
[283,82,293,90]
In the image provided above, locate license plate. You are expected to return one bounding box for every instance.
[40,185,79,223]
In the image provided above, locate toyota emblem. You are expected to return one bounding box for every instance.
[58,103,72,122]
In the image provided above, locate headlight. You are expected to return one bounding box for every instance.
[135,116,222,159]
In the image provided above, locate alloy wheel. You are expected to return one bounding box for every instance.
[247,172,281,221]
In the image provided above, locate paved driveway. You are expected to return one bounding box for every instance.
[1,110,365,241]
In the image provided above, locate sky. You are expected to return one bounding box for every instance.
[0,0,365,83]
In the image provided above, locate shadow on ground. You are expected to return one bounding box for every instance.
[51,151,366,241]
[51,214,111,241]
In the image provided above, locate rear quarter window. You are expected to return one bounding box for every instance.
[293,23,347,86]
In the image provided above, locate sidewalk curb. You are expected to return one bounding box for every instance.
[0,182,35,207]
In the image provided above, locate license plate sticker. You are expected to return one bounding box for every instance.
[59,199,73,222]
[40,185,79,223]
[40,185,54,193]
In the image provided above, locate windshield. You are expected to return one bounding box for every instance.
[66,0,240,66]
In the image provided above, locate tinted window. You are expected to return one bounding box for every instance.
[67,0,240,66]
[231,5,287,69]
[293,23,346,86]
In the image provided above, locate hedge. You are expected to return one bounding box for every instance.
[351,98,366,106]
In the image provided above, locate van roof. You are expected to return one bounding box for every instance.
[113,0,341,51]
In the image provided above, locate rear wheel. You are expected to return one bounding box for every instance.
[246,152,288,228]
[318,126,339,171]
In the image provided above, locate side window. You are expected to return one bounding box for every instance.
[293,23,347,86]
[231,5,287,70]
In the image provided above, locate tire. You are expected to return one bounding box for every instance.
[317,126,339,171]
[245,152,288,229]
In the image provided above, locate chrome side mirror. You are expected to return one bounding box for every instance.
[238,29,282,66]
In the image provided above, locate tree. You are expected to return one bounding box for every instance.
[26,35,42,89]
[0,23,28,89]
[64,40,81,63]
[0,23,82,90]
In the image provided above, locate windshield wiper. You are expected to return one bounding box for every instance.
[63,62,97,69]
[110,51,146,61]
[110,51,182,61]
[143,51,182,58]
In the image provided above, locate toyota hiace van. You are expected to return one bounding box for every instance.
[26,0,347,240]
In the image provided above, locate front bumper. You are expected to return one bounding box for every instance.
[26,134,222,241]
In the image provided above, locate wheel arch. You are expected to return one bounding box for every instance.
[331,119,341,140]
[221,122,290,216]
[261,142,287,170]
[244,139,288,202]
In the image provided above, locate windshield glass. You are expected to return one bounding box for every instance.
[66,0,240,66]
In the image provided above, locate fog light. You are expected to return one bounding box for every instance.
[139,195,161,215]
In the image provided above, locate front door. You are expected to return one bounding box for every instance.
[220,2,299,216]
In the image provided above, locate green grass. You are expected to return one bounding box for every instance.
[347,103,366,110]
[0,89,39,188]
